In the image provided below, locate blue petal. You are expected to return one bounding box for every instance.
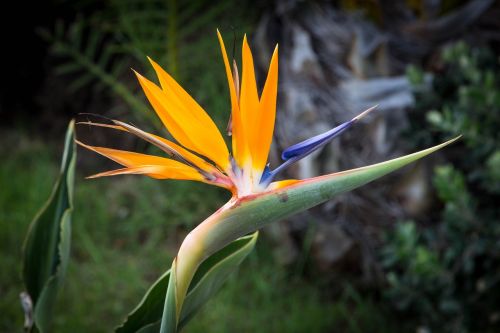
[259,106,378,187]
[260,120,355,187]
[281,120,354,160]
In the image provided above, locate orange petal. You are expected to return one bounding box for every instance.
[116,120,222,174]
[87,165,205,181]
[77,140,203,181]
[240,35,260,167]
[77,120,219,175]
[147,59,230,169]
[134,72,194,144]
[253,45,279,173]
[135,71,230,170]
[267,179,300,190]
[217,30,248,167]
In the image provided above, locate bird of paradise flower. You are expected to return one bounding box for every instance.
[77,31,459,333]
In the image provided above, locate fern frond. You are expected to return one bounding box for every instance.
[44,0,256,133]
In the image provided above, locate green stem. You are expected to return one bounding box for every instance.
[160,228,205,333]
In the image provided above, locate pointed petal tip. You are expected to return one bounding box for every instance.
[352,105,379,121]
[146,56,156,68]
[75,140,113,157]
[86,169,128,179]
[147,56,161,69]
[269,44,279,60]
[216,29,224,43]
[132,69,144,80]
[75,139,89,148]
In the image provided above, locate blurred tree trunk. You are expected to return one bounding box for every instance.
[252,0,495,283]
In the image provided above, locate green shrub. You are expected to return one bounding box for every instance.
[381,42,500,332]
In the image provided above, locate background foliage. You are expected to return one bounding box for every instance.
[382,42,500,332]
[41,0,252,131]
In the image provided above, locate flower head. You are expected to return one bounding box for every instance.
[79,31,375,197]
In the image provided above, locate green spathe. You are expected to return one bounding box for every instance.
[158,137,460,332]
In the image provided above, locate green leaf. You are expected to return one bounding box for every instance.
[116,232,258,333]
[21,120,76,332]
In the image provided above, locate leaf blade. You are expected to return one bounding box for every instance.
[21,121,76,332]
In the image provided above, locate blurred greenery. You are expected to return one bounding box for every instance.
[0,133,399,332]
[41,0,254,131]
[382,41,500,332]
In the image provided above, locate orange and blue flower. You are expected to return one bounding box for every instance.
[78,31,377,198]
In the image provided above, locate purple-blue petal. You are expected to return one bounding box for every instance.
[260,106,377,187]
[281,120,354,161]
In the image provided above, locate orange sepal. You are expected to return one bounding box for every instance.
[77,140,203,182]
